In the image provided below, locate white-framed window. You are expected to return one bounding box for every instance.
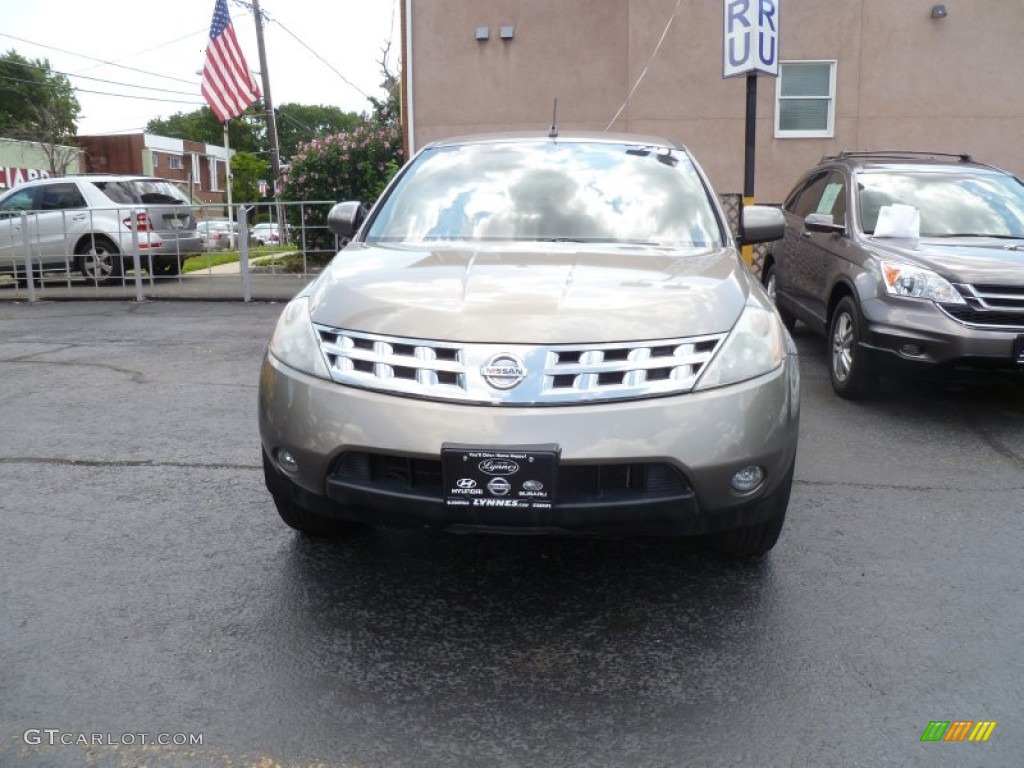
[209,158,221,192]
[169,155,184,170]
[191,153,202,190]
[775,60,836,138]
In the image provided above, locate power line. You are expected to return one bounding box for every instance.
[0,31,203,86]
[266,18,370,100]
[0,62,200,98]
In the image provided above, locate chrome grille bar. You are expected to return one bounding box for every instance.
[314,325,726,405]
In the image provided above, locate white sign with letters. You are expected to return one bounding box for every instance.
[723,0,779,78]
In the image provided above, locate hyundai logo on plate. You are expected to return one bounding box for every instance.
[481,353,527,389]
[456,478,477,489]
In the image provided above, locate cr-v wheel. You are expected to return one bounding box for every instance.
[829,295,874,399]
[762,262,797,331]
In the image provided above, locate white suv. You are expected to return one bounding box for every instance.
[0,175,203,284]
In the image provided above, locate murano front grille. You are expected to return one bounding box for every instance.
[946,284,1024,329]
[313,325,727,405]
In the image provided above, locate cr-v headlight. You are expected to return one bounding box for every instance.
[880,260,966,304]
[268,296,331,379]
[694,297,786,391]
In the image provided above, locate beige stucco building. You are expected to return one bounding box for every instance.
[401,0,1024,202]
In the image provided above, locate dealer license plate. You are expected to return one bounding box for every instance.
[442,443,559,510]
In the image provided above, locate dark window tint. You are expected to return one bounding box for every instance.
[91,179,189,206]
[0,188,38,215]
[38,183,86,211]
[784,172,831,218]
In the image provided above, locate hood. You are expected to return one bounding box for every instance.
[867,236,1024,285]
[307,243,750,344]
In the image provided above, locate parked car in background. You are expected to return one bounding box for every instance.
[249,222,283,246]
[762,151,1024,398]
[259,131,799,557]
[0,175,202,283]
[197,219,238,251]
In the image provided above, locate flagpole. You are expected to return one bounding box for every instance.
[223,121,234,228]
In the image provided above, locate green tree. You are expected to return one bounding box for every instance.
[275,103,361,162]
[229,150,269,204]
[0,50,80,155]
[278,100,402,256]
[145,106,262,153]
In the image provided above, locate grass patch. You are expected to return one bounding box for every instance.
[182,253,240,273]
[181,245,293,273]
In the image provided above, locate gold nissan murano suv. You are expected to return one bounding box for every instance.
[259,132,800,557]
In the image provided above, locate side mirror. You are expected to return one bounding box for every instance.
[804,212,846,235]
[740,205,785,244]
[327,201,369,239]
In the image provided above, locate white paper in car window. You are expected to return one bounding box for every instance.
[817,183,842,215]
[873,204,920,238]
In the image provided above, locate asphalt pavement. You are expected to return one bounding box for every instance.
[1,301,1022,768]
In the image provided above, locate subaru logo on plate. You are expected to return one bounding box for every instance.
[481,354,527,390]
[456,478,477,489]
[522,479,544,492]
[487,477,512,496]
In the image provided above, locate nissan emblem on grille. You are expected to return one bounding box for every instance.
[481,354,527,389]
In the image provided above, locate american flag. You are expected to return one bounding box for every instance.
[201,0,261,122]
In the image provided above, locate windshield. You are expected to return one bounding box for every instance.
[858,171,1024,237]
[365,140,724,247]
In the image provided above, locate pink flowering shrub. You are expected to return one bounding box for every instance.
[281,110,403,209]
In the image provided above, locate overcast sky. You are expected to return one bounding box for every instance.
[1,0,401,136]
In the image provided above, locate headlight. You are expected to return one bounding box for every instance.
[694,298,786,391]
[880,260,965,305]
[268,296,331,379]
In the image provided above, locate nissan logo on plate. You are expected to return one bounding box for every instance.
[487,477,512,495]
[481,354,527,390]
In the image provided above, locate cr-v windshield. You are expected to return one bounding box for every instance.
[365,140,725,247]
[858,171,1024,237]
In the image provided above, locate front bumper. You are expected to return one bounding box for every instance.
[258,351,800,536]
[860,296,1024,374]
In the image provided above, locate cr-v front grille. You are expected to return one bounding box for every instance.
[946,284,1024,329]
[313,326,726,405]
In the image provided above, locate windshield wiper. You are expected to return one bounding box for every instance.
[928,233,1024,239]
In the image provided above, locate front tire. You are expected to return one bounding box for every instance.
[262,451,366,537]
[829,295,874,399]
[707,461,794,558]
[762,262,797,331]
[77,236,123,285]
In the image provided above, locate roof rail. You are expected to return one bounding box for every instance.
[819,150,973,163]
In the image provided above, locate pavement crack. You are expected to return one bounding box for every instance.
[0,358,146,383]
[0,457,260,471]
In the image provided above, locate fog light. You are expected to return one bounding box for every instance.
[731,465,764,493]
[900,343,922,357]
[276,449,299,473]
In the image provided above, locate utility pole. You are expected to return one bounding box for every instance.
[252,0,282,200]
